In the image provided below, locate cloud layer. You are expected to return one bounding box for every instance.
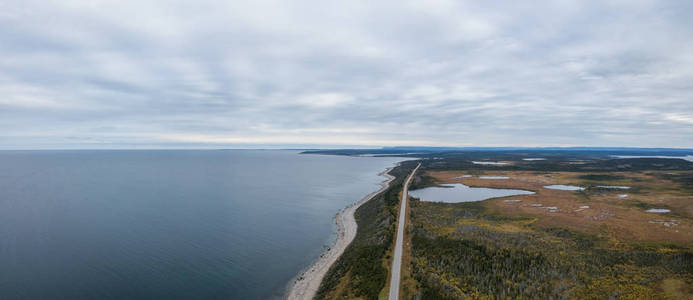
[1,0,692,148]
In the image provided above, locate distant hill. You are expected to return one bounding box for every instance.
[382,146,693,154]
[303,146,693,158]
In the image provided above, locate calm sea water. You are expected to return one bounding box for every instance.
[0,150,402,300]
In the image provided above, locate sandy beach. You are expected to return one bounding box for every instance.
[286,167,396,300]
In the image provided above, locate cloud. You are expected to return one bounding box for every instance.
[295,93,354,108]
[1,0,692,149]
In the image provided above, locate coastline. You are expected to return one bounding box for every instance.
[286,166,397,300]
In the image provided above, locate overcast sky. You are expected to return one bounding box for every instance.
[1,0,692,149]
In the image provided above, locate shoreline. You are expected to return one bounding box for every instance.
[285,166,397,300]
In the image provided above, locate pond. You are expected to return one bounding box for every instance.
[646,208,671,213]
[472,161,508,165]
[597,185,630,189]
[544,184,584,191]
[479,176,510,179]
[409,183,534,203]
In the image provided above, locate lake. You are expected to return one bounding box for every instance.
[409,183,534,203]
[0,150,402,300]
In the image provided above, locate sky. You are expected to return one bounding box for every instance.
[1,0,692,149]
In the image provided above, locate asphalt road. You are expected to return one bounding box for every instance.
[388,163,420,300]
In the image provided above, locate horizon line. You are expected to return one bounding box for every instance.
[1,146,693,151]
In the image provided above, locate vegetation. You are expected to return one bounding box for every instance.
[579,174,626,181]
[419,157,693,172]
[303,149,693,173]
[315,161,418,300]
[410,171,438,190]
[409,200,693,299]
[403,156,693,299]
[651,172,693,192]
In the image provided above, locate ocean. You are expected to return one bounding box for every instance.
[0,150,402,299]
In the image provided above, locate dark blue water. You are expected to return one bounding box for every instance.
[0,150,401,299]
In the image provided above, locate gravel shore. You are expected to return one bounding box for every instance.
[286,167,396,300]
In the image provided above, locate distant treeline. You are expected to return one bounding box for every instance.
[420,157,693,172]
[303,147,693,159]
[303,149,693,172]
